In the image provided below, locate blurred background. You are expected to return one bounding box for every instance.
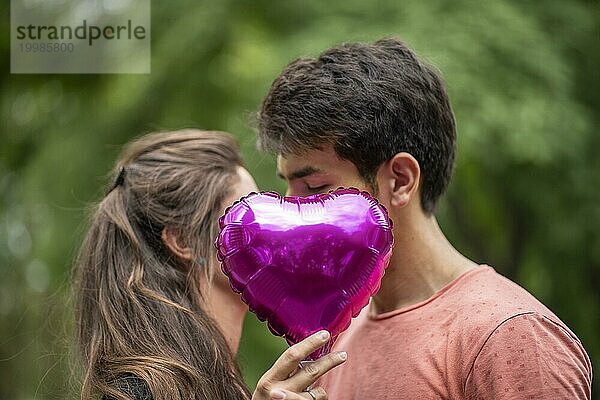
[1,0,599,398]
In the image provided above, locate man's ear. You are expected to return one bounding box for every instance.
[380,152,421,208]
[161,226,194,261]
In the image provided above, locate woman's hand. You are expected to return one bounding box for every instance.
[252,330,347,400]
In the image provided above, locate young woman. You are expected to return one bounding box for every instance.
[74,129,346,400]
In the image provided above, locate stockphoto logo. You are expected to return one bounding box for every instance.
[11,0,151,74]
[16,20,147,47]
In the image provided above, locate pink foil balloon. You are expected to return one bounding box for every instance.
[215,188,393,360]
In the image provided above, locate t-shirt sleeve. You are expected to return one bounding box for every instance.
[464,312,592,400]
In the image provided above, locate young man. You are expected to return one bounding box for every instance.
[257,38,592,399]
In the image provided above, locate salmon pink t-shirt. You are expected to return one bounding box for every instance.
[319,266,592,399]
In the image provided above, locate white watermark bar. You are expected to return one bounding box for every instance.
[11,0,151,74]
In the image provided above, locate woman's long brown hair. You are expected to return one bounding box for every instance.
[74,129,251,400]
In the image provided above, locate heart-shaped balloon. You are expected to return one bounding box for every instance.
[215,188,393,360]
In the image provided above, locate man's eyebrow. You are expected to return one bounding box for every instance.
[276,166,322,181]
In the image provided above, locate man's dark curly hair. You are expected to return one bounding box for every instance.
[257,38,456,214]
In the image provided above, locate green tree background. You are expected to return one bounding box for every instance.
[1,0,598,398]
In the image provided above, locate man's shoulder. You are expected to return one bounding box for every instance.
[441,266,579,362]
[445,266,561,332]
[334,266,568,354]
[464,312,592,398]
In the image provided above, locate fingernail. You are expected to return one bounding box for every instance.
[339,351,347,360]
[270,389,286,400]
[318,330,330,340]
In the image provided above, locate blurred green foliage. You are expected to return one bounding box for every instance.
[1,0,599,398]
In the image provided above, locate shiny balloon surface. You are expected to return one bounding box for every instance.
[216,188,393,359]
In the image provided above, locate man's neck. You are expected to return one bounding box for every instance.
[371,214,477,315]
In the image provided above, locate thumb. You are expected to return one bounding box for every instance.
[269,388,309,400]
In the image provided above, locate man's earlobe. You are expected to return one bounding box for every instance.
[161,227,194,261]
[388,152,420,208]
